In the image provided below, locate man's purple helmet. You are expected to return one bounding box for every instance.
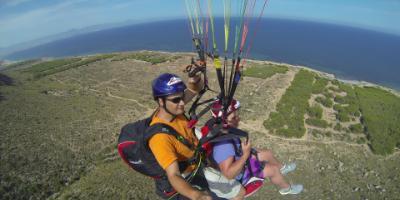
[152,73,187,99]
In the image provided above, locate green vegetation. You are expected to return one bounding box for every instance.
[307,105,323,119]
[2,59,41,71]
[0,78,123,199]
[331,79,340,86]
[334,123,342,131]
[306,118,329,128]
[356,137,367,144]
[336,111,350,122]
[310,129,333,139]
[330,83,362,123]
[264,70,315,137]
[243,63,288,79]
[315,96,333,108]
[111,51,180,64]
[0,54,153,199]
[356,86,400,155]
[349,124,363,133]
[322,90,334,99]
[327,85,341,93]
[57,161,158,200]
[312,76,329,94]
[21,54,116,79]
[334,95,346,104]
[334,103,360,120]
[22,58,81,77]
[1,52,400,199]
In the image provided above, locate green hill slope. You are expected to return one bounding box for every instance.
[0,51,399,199]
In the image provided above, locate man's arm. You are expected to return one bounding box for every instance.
[165,161,211,200]
[184,73,204,103]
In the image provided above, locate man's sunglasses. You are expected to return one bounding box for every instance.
[166,96,184,104]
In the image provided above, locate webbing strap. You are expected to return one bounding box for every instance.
[146,123,199,173]
[146,123,194,150]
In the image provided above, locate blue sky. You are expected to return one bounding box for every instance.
[1,0,399,48]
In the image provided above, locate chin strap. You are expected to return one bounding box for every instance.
[161,98,178,122]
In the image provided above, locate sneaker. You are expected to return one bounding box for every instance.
[279,184,303,195]
[244,177,264,198]
[280,163,296,175]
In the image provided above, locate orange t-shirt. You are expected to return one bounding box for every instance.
[149,113,199,173]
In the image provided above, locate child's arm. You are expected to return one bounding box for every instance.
[218,140,252,179]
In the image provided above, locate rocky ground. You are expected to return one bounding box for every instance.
[0,51,399,199]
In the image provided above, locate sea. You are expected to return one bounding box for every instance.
[5,18,400,90]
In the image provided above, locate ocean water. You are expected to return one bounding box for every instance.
[6,18,400,90]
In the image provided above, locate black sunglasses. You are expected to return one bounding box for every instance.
[166,96,184,104]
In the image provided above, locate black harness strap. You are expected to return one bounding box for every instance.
[145,123,197,171]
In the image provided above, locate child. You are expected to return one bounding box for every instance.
[208,99,303,197]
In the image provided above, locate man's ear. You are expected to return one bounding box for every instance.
[158,98,164,107]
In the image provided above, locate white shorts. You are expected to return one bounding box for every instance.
[203,167,242,199]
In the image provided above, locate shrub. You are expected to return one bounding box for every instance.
[356,86,400,155]
[264,70,314,138]
[331,79,340,86]
[334,95,346,104]
[111,52,179,64]
[326,131,333,137]
[316,96,333,108]
[322,90,334,99]
[312,76,328,94]
[4,59,40,70]
[336,112,350,122]
[307,105,323,119]
[22,58,81,75]
[243,63,288,79]
[306,118,328,128]
[327,85,341,93]
[356,137,366,144]
[349,124,364,133]
[21,54,117,79]
[334,123,342,131]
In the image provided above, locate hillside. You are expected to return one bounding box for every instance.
[0,51,399,199]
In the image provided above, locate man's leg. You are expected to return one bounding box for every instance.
[230,186,245,200]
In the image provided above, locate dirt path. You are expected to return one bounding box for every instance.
[240,120,369,150]
[242,69,298,132]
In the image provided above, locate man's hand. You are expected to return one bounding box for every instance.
[165,161,211,200]
[241,139,252,159]
[193,190,212,200]
[188,73,201,84]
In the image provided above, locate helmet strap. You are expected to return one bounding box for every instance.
[161,97,177,122]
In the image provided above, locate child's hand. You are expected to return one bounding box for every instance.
[241,139,252,159]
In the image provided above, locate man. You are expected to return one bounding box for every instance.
[148,72,214,200]
[208,99,303,196]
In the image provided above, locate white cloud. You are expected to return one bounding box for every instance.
[0,0,94,47]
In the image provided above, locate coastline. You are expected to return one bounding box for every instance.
[247,58,400,97]
[3,50,400,97]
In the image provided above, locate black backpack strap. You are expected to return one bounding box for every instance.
[143,123,202,198]
[145,123,198,172]
[145,123,194,150]
[204,127,249,144]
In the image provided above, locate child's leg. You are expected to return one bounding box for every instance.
[256,149,283,169]
[262,164,290,189]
